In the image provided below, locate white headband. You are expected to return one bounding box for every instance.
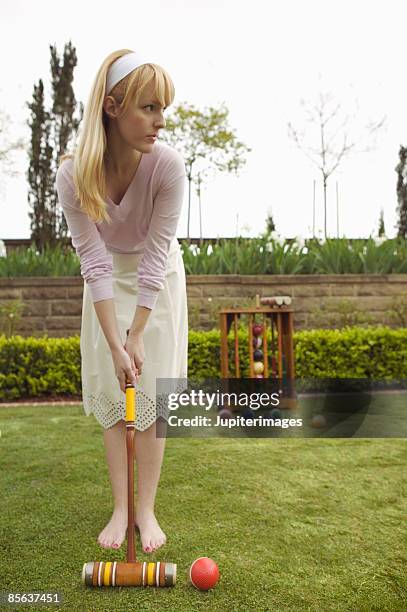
[106,52,151,94]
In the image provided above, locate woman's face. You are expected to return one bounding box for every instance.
[104,80,167,152]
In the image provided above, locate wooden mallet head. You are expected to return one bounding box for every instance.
[82,560,176,587]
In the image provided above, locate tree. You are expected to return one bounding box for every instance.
[0,106,25,188]
[27,41,82,251]
[377,208,386,237]
[195,170,205,245]
[265,208,276,234]
[395,145,407,238]
[27,79,54,250]
[288,90,385,239]
[160,102,250,239]
[49,41,83,239]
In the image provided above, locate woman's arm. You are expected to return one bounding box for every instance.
[93,298,123,350]
[56,160,115,303]
[122,299,152,378]
[122,149,185,377]
[128,305,151,336]
[56,161,122,354]
[136,148,186,310]
[94,299,140,389]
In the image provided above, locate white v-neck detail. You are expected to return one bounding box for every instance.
[106,154,144,208]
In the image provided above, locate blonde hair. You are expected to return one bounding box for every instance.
[60,49,175,224]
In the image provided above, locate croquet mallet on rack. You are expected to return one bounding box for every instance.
[82,329,176,588]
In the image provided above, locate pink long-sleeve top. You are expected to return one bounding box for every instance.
[56,142,186,310]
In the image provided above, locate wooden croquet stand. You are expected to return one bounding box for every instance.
[219,295,297,409]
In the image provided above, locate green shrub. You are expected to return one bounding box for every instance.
[1,327,407,401]
[0,335,81,400]
[0,244,80,277]
[181,236,306,274]
[181,237,407,275]
[3,238,407,277]
[295,327,407,379]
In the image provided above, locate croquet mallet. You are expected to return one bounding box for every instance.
[82,329,176,587]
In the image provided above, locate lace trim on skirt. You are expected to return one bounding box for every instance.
[83,377,187,431]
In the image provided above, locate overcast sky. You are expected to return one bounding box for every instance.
[1,0,406,240]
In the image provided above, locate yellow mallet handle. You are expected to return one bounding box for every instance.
[126,384,136,422]
[125,328,136,423]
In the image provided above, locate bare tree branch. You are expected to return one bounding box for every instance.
[288,89,386,237]
[0,108,26,182]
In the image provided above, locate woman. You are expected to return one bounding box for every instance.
[56,49,188,554]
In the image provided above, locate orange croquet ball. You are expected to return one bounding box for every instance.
[311,414,327,428]
[189,557,220,590]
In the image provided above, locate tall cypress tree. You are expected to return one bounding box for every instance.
[27,79,54,251]
[49,41,83,239]
[265,209,276,234]
[27,41,82,251]
[377,208,386,237]
[396,145,407,238]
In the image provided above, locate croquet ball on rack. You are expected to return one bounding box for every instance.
[252,336,262,349]
[252,323,264,337]
[253,349,264,361]
[311,414,327,428]
[253,361,264,375]
[218,407,233,420]
[242,408,255,420]
[190,557,220,590]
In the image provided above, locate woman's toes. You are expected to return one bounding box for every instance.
[136,511,167,554]
[150,537,165,552]
[97,509,127,549]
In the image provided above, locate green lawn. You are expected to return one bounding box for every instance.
[0,404,406,612]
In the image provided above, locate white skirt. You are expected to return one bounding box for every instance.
[80,238,188,430]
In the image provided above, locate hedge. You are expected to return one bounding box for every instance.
[1,327,407,401]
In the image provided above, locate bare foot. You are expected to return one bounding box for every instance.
[135,507,166,553]
[97,507,127,549]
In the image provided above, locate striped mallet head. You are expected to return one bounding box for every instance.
[82,561,177,587]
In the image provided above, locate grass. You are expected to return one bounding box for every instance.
[0,404,406,611]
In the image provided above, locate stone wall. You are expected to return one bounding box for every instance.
[186,274,407,330]
[1,274,407,337]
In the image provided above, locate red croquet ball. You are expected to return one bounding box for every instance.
[189,557,220,590]
[252,323,264,337]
